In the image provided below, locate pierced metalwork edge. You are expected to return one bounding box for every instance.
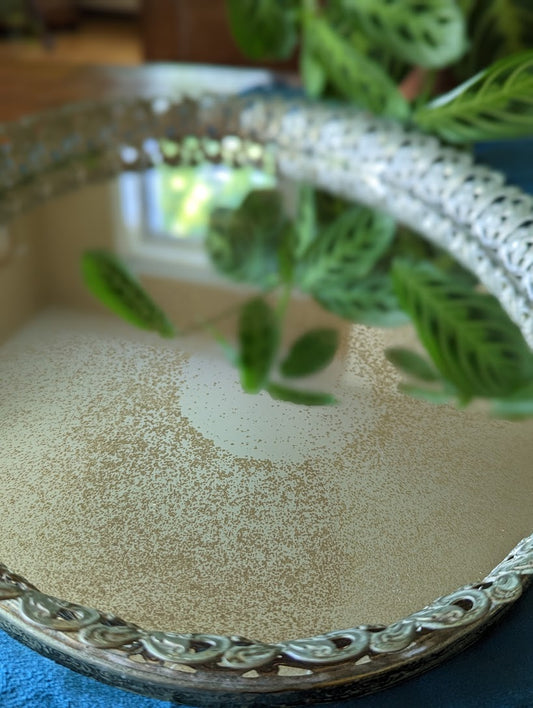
[0,534,532,675]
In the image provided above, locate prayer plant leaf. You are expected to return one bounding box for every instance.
[298,205,396,291]
[267,382,337,406]
[298,206,404,325]
[414,51,533,143]
[325,3,411,83]
[207,190,286,289]
[81,250,175,338]
[280,328,339,378]
[338,0,467,69]
[392,260,533,398]
[313,271,409,327]
[383,227,478,288]
[306,16,409,119]
[385,347,441,382]
[460,0,533,78]
[238,298,279,394]
[225,0,298,60]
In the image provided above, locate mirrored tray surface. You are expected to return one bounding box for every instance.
[0,94,532,707]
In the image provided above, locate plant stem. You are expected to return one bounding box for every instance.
[414,69,438,109]
[180,300,246,336]
[206,324,238,365]
[301,0,318,22]
[180,283,281,337]
[276,283,292,323]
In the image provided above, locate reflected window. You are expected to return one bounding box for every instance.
[117,162,276,282]
[145,163,275,240]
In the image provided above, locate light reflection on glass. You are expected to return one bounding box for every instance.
[143,163,276,240]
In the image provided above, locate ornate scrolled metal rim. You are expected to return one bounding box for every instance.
[1,94,533,702]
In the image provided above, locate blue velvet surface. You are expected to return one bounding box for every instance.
[474,138,533,193]
[1,141,532,707]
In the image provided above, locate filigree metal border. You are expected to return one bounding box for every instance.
[1,95,533,702]
[0,535,532,675]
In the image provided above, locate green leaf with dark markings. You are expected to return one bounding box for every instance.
[81,250,175,338]
[415,51,533,143]
[392,260,533,398]
[324,3,410,83]
[298,205,396,291]
[337,0,467,68]
[281,328,339,378]
[314,271,408,327]
[207,190,286,289]
[306,16,409,118]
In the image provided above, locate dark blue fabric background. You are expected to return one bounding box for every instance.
[1,141,532,707]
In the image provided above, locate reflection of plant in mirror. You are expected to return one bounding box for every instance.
[83,187,344,406]
[83,182,533,415]
[82,246,339,407]
[225,0,533,416]
[83,0,533,415]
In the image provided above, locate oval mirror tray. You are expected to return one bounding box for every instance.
[0,95,532,707]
